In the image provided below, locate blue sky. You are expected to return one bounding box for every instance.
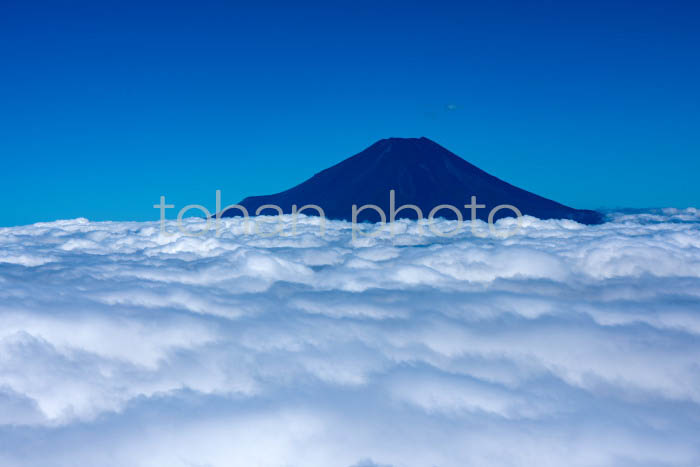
[1,0,698,226]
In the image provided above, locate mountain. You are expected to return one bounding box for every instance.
[221,137,603,224]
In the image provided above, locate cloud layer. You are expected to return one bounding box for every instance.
[1,209,699,466]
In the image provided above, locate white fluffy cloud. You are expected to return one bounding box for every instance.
[0,209,699,466]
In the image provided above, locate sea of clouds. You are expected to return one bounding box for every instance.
[1,209,699,467]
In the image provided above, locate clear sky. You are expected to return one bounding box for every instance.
[2,0,699,226]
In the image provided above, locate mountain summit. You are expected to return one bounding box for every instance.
[224,137,603,224]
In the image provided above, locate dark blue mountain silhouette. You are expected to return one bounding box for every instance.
[221,137,603,224]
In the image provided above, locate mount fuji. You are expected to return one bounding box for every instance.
[222,137,603,224]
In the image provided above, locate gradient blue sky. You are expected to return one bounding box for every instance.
[2,0,699,226]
